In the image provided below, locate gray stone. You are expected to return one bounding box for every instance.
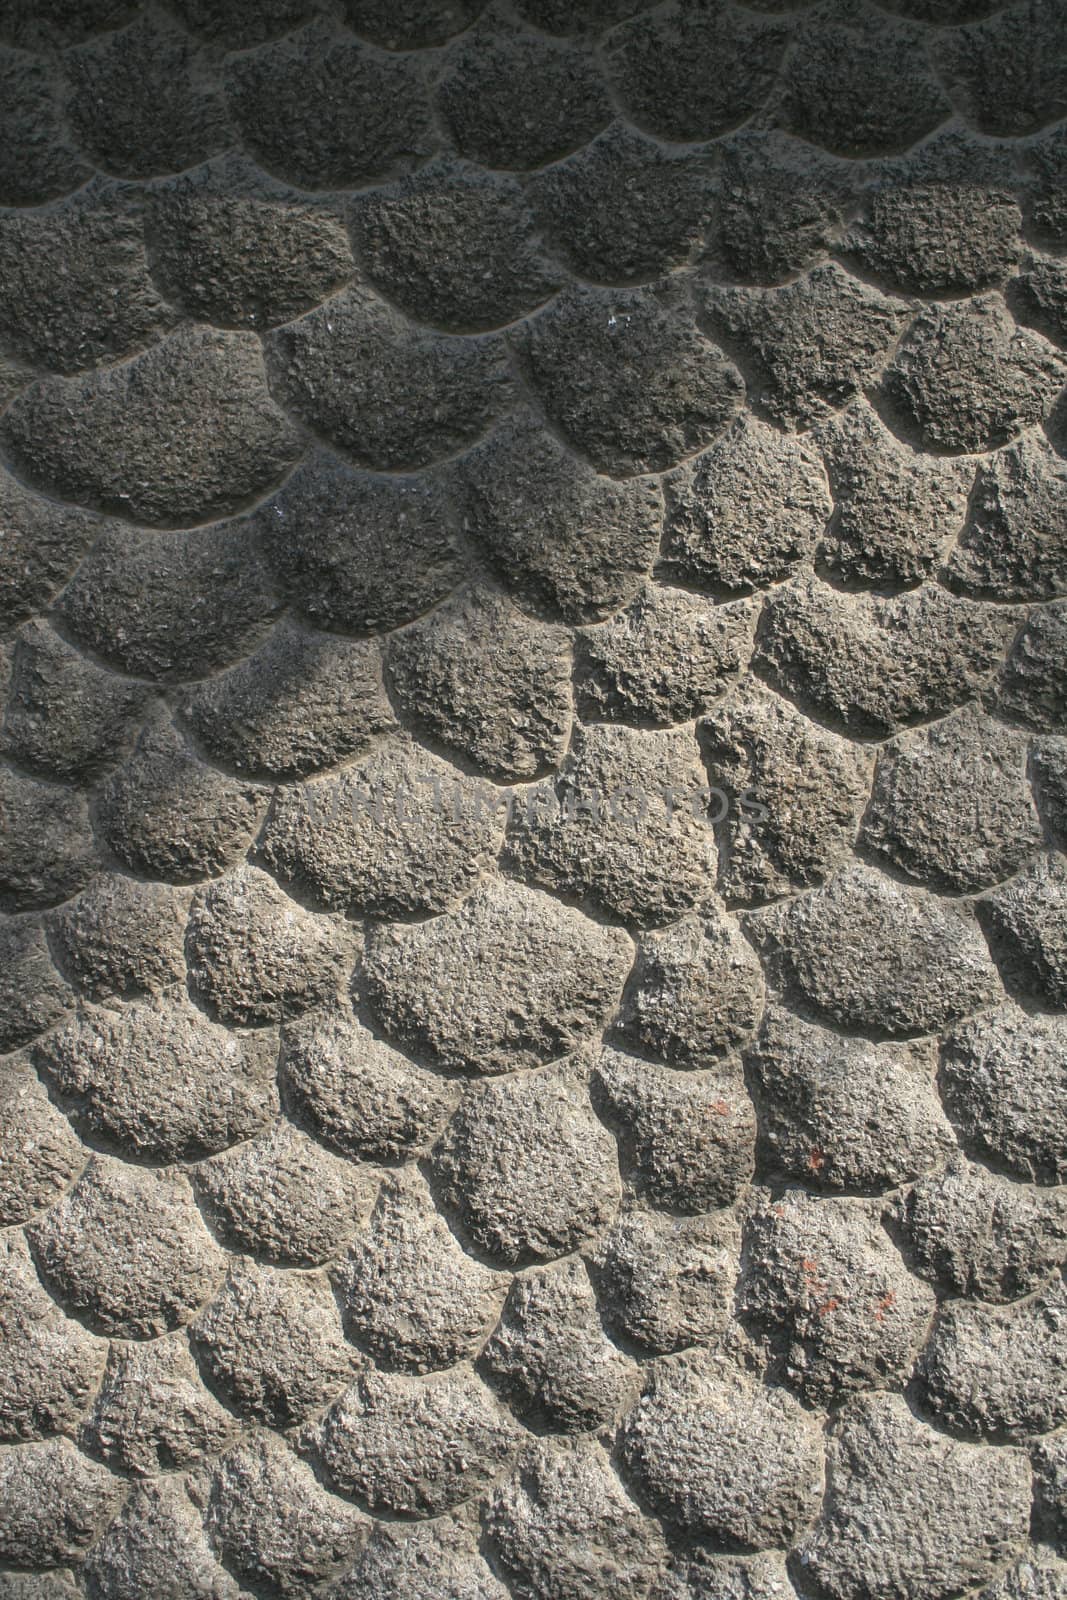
[85,1476,242,1600]
[480,1257,635,1433]
[715,131,847,284]
[28,1155,225,1338]
[940,1005,1067,1184]
[1035,738,1067,847]
[2,620,147,782]
[333,1171,505,1373]
[0,1063,83,1226]
[0,1231,104,1442]
[49,875,187,1001]
[315,1367,518,1517]
[0,49,89,205]
[982,853,1067,1008]
[976,1558,1067,1600]
[324,1512,507,1600]
[615,908,764,1067]
[796,1392,1032,1600]
[662,416,831,593]
[342,0,484,48]
[0,766,97,912]
[590,1208,741,1354]
[361,879,632,1075]
[847,184,1020,294]
[746,1008,954,1192]
[1034,1433,1067,1551]
[0,468,100,631]
[946,434,1067,601]
[593,1046,756,1212]
[387,584,572,781]
[620,1351,824,1546]
[81,1333,236,1477]
[430,1062,622,1265]
[932,0,1067,136]
[998,602,1067,731]
[0,916,71,1051]
[748,864,1002,1036]
[739,1190,935,1406]
[34,998,279,1163]
[0,1438,122,1568]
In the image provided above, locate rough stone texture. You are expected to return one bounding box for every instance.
[430,1061,622,1264]
[796,1393,1031,1600]
[749,864,1003,1037]
[3,13,1065,1592]
[747,1008,954,1192]
[739,1190,935,1406]
[452,409,663,623]
[661,415,831,594]
[387,583,572,780]
[754,580,1015,738]
[861,708,1041,892]
[520,285,744,476]
[3,326,301,527]
[361,879,632,1075]
[28,1155,225,1338]
[614,907,764,1066]
[940,1005,1067,1184]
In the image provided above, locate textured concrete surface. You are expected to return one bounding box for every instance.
[0,1,1065,1597]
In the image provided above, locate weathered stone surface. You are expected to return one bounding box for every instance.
[0,470,101,631]
[315,1368,517,1517]
[614,907,764,1067]
[28,1156,225,1338]
[204,1430,368,1596]
[521,286,744,476]
[48,875,186,1001]
[225,20,430,188]
[0,916,71,1051]
[662,416,831,594]
[267,287,510,471]
[932,0,1067,136]
[85,1476,242,1600]
[1034,1434,1067,1552]
[2,620,147,783]
[747,1008,953,1192]
[998,602,1067,731]
[81,1333,236,1476]
[351,158,561,330]
[325,1513,508,1600]
[593,1047,755,1212]
[362,879,632,1075]
[620,1351,824,1546]
[897,1156,1067,1303]
[816,401,972,587]
[0,1063,83,1226]
[333,1171,504,1372]
[281,1007,457,1163]
[606,3,787,141]
[653,1550,797,1600]
[946,435,1067,601]
[1035,739,1067,846]
[982,853,1067,1008]
[0,1438,123,1568]
[884,296,1065,453]
[703,266,908,430]
[0,1230,104,1442]
[3,326,301,526]
[0,49,89,205]
[748,865,1002,1036]
[431,1062,621,1265]
[97,716,265,882]
[796,1392,1031,1600]
[343,0,484,48]
[259,452,464,633]
[740,1190,935,1406]
[0,766,97,912]
[193,1120,374,1267]
[435,30,611,169]
[486,1436,667,1600]
[0,189,172,372]
[528,122,712,283]
[185,866,349,1026]
[779,4,949,155]
[388,584,572,781]
[181,620,396,779]
[480,1257,634,1433]
[975,1558,1067,1600]
[698,688,870,904]
[848,184,1020,295]
[59,519,280,682]
[576,588,754,727]
[591,1209,741,1355]
[918,1274,1067,1441]
[34,998,279,1162]
[940,1005,1067,1184]
[263,739,504,919]
[1015,257,1067,348]
[194,1259,355,1427]
[505,722,716,927]
[453,410,662,624]
[147,167,353,329]
[861,709,1040,892]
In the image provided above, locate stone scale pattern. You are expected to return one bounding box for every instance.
[0,0,1065,1596]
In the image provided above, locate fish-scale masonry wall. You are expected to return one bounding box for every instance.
[0,0,1065,1596]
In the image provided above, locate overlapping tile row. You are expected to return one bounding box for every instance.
[0,1,1065,1596]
